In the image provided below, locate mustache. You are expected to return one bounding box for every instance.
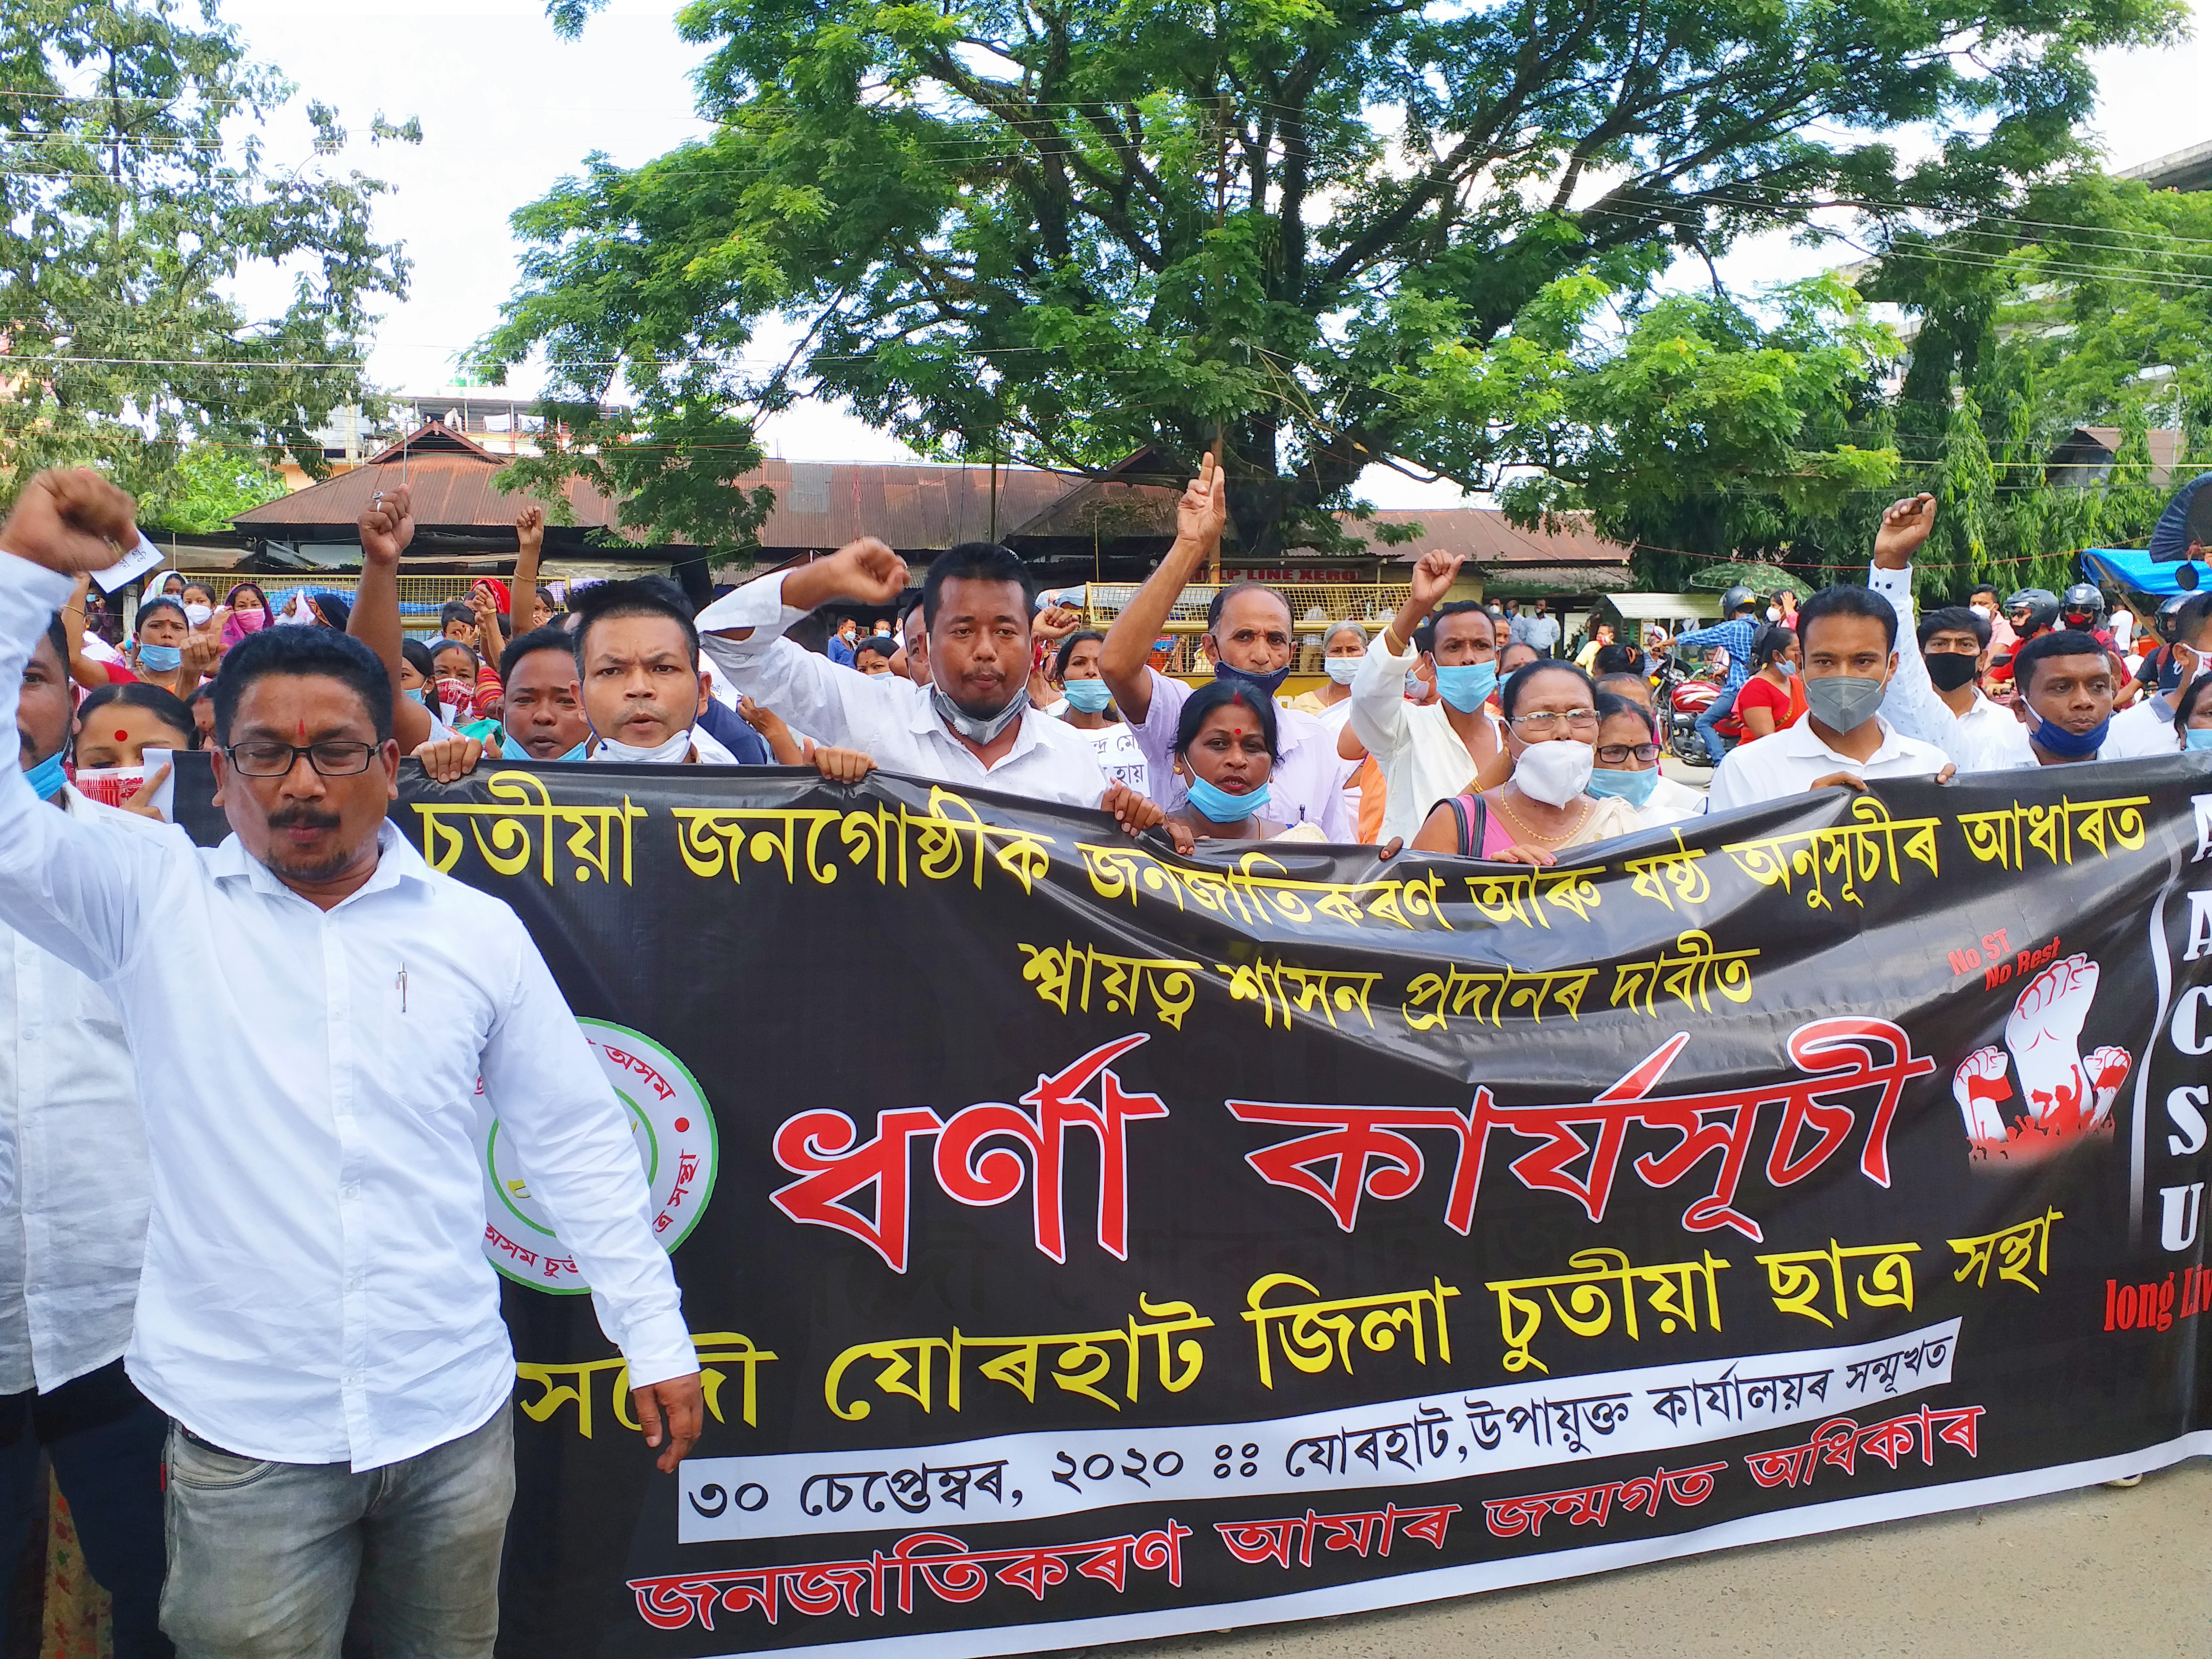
[266,805,342,831]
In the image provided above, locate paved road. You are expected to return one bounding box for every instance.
[1091,1461,2212,1659]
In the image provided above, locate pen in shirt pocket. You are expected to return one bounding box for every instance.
[397,966,408,1013]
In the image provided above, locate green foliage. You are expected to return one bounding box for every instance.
[142,441,286,534]
[0,0,412,509]
[484,0,2176,560]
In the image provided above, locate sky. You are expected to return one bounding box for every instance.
[225,0,2212,508]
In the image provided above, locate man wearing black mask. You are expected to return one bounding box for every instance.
[1098,455,1349,836]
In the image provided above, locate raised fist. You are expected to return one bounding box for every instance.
[1951,1046,2013,1154]
[2004,953,2098,1132]
[0,469,139,576]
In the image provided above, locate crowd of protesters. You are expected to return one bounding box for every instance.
[0,453,2200,1656]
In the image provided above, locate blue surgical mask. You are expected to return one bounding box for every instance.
[136,643,182,673]
[1063,678,1113,714]
[1181,775,1270,823]
[405,687,429,705]
[1211,660,1290,697]
[1433,661,1499,712]
[1324,657,1362,685]
[508,729,588,763]
[23,750,67,801]
[2187,728,2212,752]
[1586,765,1660,807]
[2030,715,2108,759]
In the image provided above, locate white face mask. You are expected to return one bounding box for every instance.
[593,728,694,764]
[1766,606,1780,622]
[1970,603,1993,617]
[1514,738,1596,805]
[1325,657,1362,685]
[183,602,213,626]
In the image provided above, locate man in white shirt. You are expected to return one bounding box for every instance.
[2104,593,2212,758]
[1096,456,1350,839]
[1708,582,1952,811]
[0,611,168,1656]
[0,469,703,1659]
[570,578,744,764]
[1350,549,1511,844]
[697,535,1170,832]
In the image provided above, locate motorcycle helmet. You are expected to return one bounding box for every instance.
[2060,582,2106,631]
[2003,587,2061,637]
[2157,593,2189,638]
[1719,585,1759,618]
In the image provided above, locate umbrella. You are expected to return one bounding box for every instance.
[2144,471,2212,562]
[1686,560,1814,597]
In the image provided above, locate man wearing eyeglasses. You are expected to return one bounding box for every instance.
[0,470,703,1658]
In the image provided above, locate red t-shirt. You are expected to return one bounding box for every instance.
[1733,673,1805,736]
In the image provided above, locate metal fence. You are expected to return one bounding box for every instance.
[170,573,495,637]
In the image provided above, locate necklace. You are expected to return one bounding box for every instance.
[1489,787,1593,845]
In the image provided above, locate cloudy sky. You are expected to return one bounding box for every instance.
[228,0,2212,506]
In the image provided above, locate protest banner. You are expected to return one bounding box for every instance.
[174,754,2212,1659]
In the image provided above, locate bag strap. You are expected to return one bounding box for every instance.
[1446,791,1487,857]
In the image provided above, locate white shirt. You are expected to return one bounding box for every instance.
[0,787,164,1396]
[0,553,691,1470]
[1631,772,1707,829]
[1074,721,1151,795]
[1707,712,1951,813]
[1348,631,1505,844]
[1865,564,2029,774]
[697,576,1109,808]
[1306,697,1364,831]
[2105,697,2180,759]
[1125,669,1350,839]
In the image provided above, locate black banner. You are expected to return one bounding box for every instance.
[175,754,2212,1659]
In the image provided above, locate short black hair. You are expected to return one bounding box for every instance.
[41,612,67,668]
[1499,659,1596,720]
[400,638,436,682]
[1796,584,1899,653]
[1204,579,1293,635]
[1171,679,1280,759]
[899,591,927,632]
[855,633,898,664]
[1918,605,1991,651]
[1594,689,1657,736]
[73,682,195,758]
[2173,593,2212,649]
[439,600,477,632]
[1592,642,1641,676]
[501,625,578,684]
[2174,670,2212,736]
[212,624,393,745]
[1053,629,1106,680]
[1969,582,2000,601]
[1750,624,1798,667]
[1414,600,1493,656]
[2012,628,2113,697]
[534,585,560,617]
[923,542,1032,629]
[568,576,699,670]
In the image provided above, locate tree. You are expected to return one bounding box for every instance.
[143,441,286,535]
[481,0,2176,560]
[0,0,414,513]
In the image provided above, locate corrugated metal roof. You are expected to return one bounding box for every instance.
[236,422,625,537]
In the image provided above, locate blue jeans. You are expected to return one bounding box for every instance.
[160,1404,514,1659]
[1695,683,1740,762]
[0,1360,171,1658]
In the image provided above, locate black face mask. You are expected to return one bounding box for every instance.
[1924,650,1980,693]
[1212,659,1291,697]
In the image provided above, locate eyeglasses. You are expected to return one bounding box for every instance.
[1595,742,1660,764]
[1508,709,1599,734]
[224,740,379,777]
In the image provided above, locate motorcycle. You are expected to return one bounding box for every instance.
[1657,655,1724,765]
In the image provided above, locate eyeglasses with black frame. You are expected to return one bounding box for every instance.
[1595,741,1662,765]
[223,740,380,777]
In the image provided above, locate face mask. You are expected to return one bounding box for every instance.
[405,686,429,706]
[2030,714,2107,759]
[1514,738,1595,805]
[931,684,1029,745]
[2186,728,2212,752]
[231,610,267,635]
[1182,775,1270,823]
[1063,678,1113,714]
[593,728,694,764]
[509,725,588,762]
[136,643,182,673]
[1211,659,1290,698]
[1433,661,1499,713]
[1924,652,1979,693]
[1405,671,1426,697]
[1775,660,1799,679]
[1970,603,1993,618]
[1767,607,1781,622]
[1324,657,1363,685]
[22,750,67,802]
[184,602,213,627]
[1804,674,1886,733]
[1585,764,1659,808]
